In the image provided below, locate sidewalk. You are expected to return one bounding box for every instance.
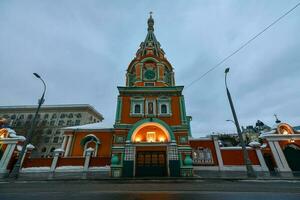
[1,170,300,182]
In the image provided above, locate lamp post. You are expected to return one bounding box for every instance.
[224,68,256,177]
[9,73,46,179]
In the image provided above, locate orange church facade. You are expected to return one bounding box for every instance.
[62,14,193,177]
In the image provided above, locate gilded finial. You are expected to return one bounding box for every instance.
[147,11,154,32]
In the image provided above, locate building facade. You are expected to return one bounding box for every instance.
[0,104,103,157]
[63,14,193,177]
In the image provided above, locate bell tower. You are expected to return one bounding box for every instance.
[111,14,193,178]
[126,13,175,87]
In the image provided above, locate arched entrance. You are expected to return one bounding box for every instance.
[123,118,179,177]
[283,144,300,173]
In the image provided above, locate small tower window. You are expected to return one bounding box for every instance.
[161,104,167,114]
[134,104,141,114]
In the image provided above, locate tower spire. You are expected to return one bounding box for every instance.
[147,11,154,32]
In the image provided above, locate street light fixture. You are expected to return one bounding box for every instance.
[9,73,46,179]
[224,67,256,177]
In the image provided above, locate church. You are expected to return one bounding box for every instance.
[62,14,193,177]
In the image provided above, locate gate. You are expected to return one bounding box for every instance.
[136,151,167,176]
[283,144,300,172]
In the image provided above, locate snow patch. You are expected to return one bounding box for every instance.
[21,167,50,172]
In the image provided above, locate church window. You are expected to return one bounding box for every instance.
[134,104,141,114]
[145,82,155,86]
[157,96,171,116]
[130,97,144,116]
[161,104,167,114]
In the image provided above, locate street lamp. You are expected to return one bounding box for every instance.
[224,68,256,177]
[9,73,46,179]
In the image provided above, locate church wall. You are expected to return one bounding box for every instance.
[70,131,113,157]
[119,96,181,125]
[221,149,260,165]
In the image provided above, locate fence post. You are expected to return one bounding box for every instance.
[84,147,94,172]
[50,148,64,172]
[20,144,35,169]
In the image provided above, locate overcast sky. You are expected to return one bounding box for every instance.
[1,0,299,137]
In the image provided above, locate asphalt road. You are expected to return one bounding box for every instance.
[1,179,300,200]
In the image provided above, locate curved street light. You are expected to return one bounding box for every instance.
[224,68,256,177]
[9,73,47,178]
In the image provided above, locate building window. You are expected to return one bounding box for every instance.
[50,120,55,126]
[53,137,59,143]
[68,113,73,118]
[66,120,72,126]
[60,113,66,119]
[192,148,214,165]
[76,113,82,118]
[75,120,80,125]
[158,97,171,116]
[130,97,144,116]
[44,114,49,119]
[51,114,57,119]
[27,114,33,120]
[161,104,167,114]
[134,104,141,114]
[58,120,64,126]
[25,121,31,127]
[41,120,48,126]
[44,137,50,143]
[18,114,24,120]
[41,147,47,153]
[16,121,23,127]
[11,114,16,120]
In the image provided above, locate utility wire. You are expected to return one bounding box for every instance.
[185,1,300,89]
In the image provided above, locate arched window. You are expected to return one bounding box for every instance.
[134,104,141,114]
[161,104,167,114]
[80,134,100,157]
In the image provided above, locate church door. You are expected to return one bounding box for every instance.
[136,151,167,177]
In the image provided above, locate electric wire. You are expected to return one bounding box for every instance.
[185,1,300,89]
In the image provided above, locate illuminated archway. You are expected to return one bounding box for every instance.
[277,123,295,135]
[127,118,175,143]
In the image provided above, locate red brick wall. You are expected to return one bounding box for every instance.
[221,149,260,165]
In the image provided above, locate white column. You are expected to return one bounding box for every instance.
[255,148,269,172]
[83,147,94,172]
[273,141,291,172]
[268,141,285,172]
[50,149,64,172]
[0,143,16,173]
[20,144,35,169]
[212,135,224,170]
[61,135,67,150]
[64,135,73,157]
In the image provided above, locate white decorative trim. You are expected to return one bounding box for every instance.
[212,136,224,170]
[193,166,219,171]
[145,98,156,116]
[255,148,269,172]
[221,165,264,171]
